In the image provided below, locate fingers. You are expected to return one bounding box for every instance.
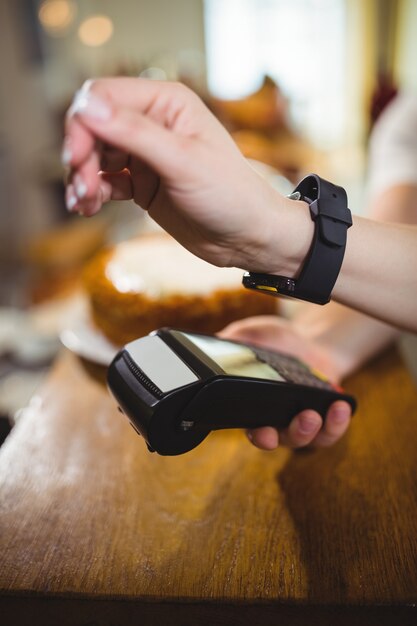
[63,120,102,214]
[66,171,126,216]
[279,410,323,447]
[65,78,201,174]
[63,83,129,213]
[63,77,193,170]
[219,317,294,355]
[246,411,321,452]
[246,401,352,451]
[70,160,159,215]
[247,427,279,450]
[72,77,197,122]
[67,179,111,217]
[311,400,351,447]
[69,91,191,179]
[220,315,283,340]
[221,318,352,453]
[100,170,133,201]
[100,144,129,172]
[128,158,160,209]
[62,77,224,217]
[66,143,133,215]
[66,150,103,216]
[63,115,95,169]
[219,316,319,363]
[63,89,191,217]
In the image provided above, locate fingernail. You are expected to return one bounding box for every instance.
[71,90,112,121]
[299,415,320,435]
[61,143,72,167]
[74,174,88,199]
[65,185,78,212]
[246,431,253,442]
[67,194,77,212]
[329,405,350,424]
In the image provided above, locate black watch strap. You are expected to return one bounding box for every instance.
[242,174,352,305]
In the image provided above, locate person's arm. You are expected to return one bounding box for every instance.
[328,218,416,329]
[220,185,417,451]
[294,183,417,378]
[222,97,417,450]
[218,315,353,450]
[63,78,417,332]
[295,91,417,374]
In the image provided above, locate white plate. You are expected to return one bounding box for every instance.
[60,315,120,366]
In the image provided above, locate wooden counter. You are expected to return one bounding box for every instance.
[0,347,416,625]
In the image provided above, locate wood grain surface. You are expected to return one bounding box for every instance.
[0,347,416,625]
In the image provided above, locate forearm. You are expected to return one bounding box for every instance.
[260,191,417,332]
[293,302,399,380]
[331,218,417,329]
[285,183,417,377]
[65,79,417,332]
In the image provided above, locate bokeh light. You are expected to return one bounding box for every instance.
[38,0,76,36]
[78,15,114,48]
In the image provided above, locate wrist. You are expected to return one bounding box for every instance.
[243,175,352,306]
[245,188,314,277]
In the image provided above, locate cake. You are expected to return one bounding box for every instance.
[83,233,277,346]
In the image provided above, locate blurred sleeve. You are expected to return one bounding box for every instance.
[367,93,417,200]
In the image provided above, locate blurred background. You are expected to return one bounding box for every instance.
[2,0,416,303]
[0,0,416,435]
[0,0,417,306]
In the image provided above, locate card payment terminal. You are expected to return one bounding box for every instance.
[107,328,356,455]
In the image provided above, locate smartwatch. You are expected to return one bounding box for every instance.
[242,174,352,305]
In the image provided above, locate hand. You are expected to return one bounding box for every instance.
[218,316,352,451]
[63,77,312,276]
[62,78,417,332]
